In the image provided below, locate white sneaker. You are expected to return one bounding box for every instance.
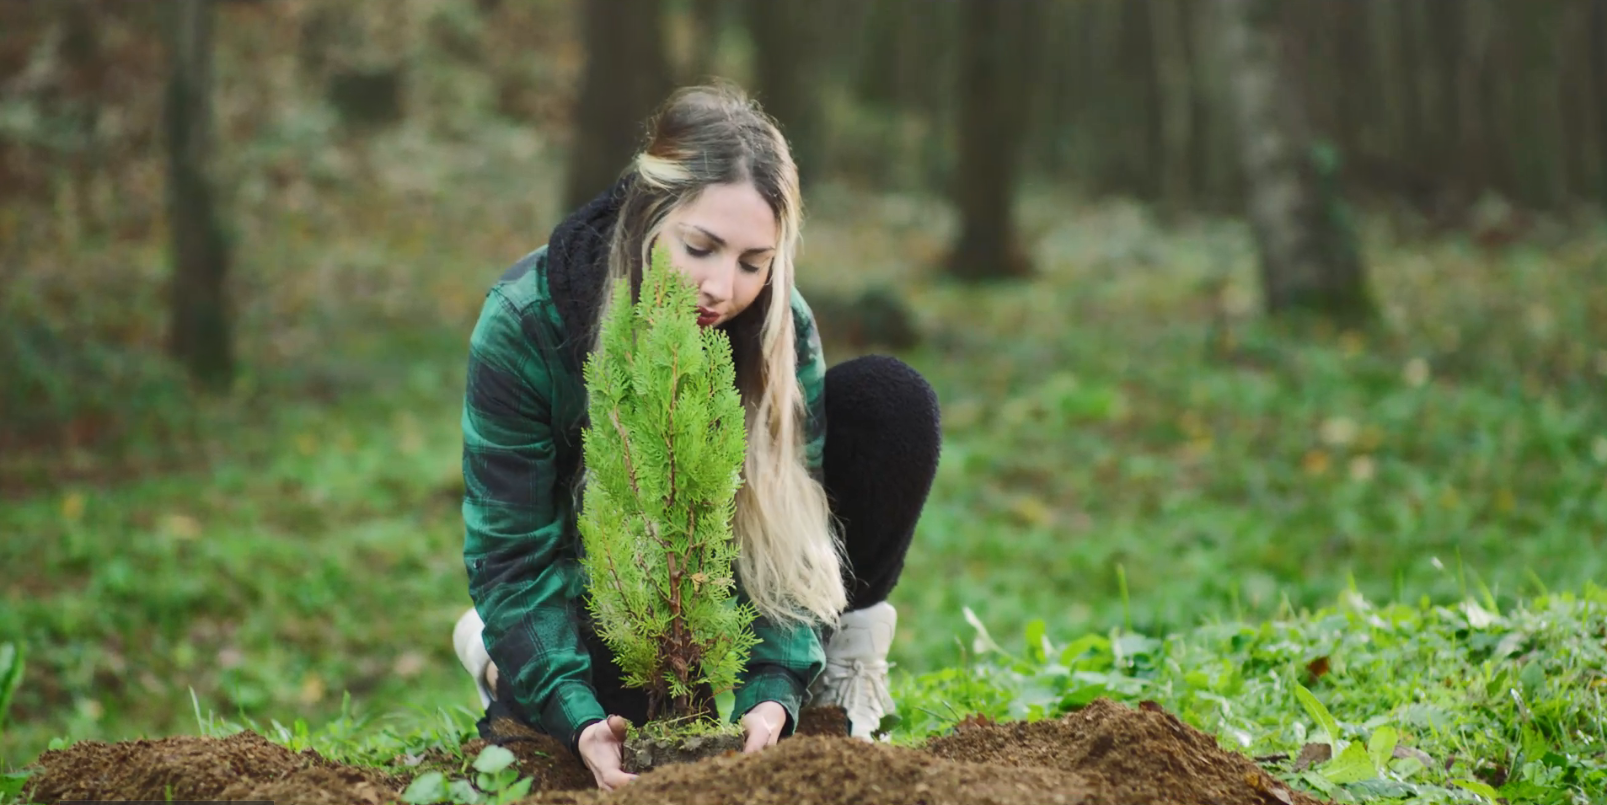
[453,606,495,708]
[808,601,897,741]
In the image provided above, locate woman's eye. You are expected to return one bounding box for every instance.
[685,245,712,258]
[740,262,763,274]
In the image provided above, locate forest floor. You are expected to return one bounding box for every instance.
[4,110,1607,803]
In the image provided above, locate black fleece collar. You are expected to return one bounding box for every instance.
[545,173,636,370]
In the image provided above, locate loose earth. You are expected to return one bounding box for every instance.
[21,698,1326,805]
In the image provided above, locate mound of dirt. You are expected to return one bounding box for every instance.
[925,699,1323,805]
[524,735,1093,805]
[22,729,326,803]
[218,764,400,805]
[22,698,1326,805]
[464,713,595,791]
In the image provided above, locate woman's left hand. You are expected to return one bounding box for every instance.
[740,701,787,753]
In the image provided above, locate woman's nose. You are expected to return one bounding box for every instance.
[699,262,735,304]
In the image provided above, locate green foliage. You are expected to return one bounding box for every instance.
[577,243,758,720]
[891,587,1607,803]
[400,745,532,805]
[0,645,30,804]
[0,771,28,805]
[0,643,22,737]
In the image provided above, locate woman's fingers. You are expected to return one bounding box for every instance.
[742,724,769,753]
[580,715,639,791]
[597,768,639,791]
[740,701,785,753]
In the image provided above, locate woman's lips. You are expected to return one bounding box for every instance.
[697,307,720,327]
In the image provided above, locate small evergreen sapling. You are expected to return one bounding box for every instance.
[577,242,760,725]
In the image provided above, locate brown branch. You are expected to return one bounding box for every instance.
[608,404,642,499]
[598,537,652,628]
[663,347,680,521]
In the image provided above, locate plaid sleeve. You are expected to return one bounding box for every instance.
[461,287,605,753]
[729,606,825,736]
[790,288,827,481]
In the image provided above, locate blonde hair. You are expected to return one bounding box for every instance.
[586,83,847,629]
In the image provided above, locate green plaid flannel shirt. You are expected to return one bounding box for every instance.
[461,246,828,752]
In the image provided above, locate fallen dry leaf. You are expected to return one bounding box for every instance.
[954,713,997,733]
[1305,656,1331,681]
[1294,742,1332,772]
[1245,772,1294,805]
[1392,744,1436,768]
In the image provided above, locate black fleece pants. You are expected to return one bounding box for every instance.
[480,354,942,735]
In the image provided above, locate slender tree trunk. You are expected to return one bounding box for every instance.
[1125,0,1162,201]
[853,0,902,108]
[565,0,672,211]
[1152,0,1195,215]
[744,0,821,183]
[687,0,723,81]
[945,0,1039,282]
[1594,0,1607,203]
[166,0,233,389]
[1217,0,1373,323]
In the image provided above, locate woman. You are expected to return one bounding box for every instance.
[450,83,941,791]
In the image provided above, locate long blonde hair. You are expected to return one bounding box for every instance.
[586,83,846,629]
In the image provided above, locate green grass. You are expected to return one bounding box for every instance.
[4,121,1607,805]
[889,588,1607,803]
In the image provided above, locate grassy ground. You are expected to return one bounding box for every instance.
[904,586,1607,801]
[3,115,1607,802]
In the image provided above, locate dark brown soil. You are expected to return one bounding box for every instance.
[621,730,744,774]
[216,764,401,805]
[465,712,599,792]
[924,699,1325,805]
[795,704,850,737]
[21,698,1328,805]
[20,729,403,804]
[525,734,1095,805]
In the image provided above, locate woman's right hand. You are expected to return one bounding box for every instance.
[577,715,638,791]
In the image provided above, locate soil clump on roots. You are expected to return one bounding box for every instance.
[22,698,1326,805]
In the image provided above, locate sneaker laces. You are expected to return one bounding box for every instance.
[816,655,895,716]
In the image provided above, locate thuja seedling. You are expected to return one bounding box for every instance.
[575,242,756,768]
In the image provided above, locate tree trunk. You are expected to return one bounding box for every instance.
[744,0,821,184]
[1216,0,1372,323]
[945,0,1039,282]
[1594,0,1607,203]
[166,0,233,389]
[1152,0,1195,216]
[565,0,672,211]
[687,0,723,81]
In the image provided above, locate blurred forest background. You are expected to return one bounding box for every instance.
[3,0,1607,768]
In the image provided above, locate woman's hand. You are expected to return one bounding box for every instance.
[740,701,788,753]
[577,715,638,791]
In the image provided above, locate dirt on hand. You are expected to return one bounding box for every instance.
[22,698,1328,805]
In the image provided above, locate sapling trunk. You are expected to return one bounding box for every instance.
[577,243,760,726]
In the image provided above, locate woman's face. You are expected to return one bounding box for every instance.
[658,181,777,329]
